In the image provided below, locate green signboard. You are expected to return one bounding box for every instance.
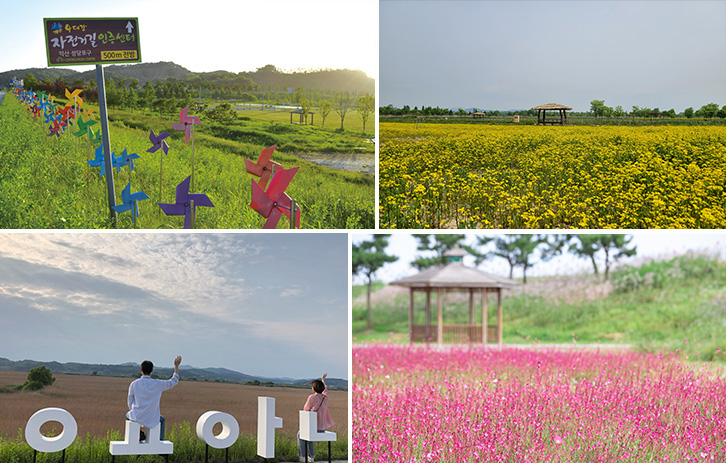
[43,18,141,67]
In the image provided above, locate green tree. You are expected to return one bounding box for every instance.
[23,366,55,391]
[141,81,156,111]
[410,234,468,270]
[590,100,606,117]
[613,105,625,117]
[206,103,237,126]
[699,103,719,119]
[318,99,333,127]
[568,234,637,281]
[357,94,375,132]
[473,234,566,283]
[352,235,398,330]
[684,107,694,118]
[24,72,38,91]
[300,98,313,125]
[333,91,353,130]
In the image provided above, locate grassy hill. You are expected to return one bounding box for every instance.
[353,253,726,362]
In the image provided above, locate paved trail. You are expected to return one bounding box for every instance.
[0,91,6,105]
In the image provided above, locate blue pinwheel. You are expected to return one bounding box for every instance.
[114,148,140,173]
[159,176,214,229]
[112,182,150,223]
[87,145,119,177]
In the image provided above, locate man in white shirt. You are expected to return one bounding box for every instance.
[127,355,182,442]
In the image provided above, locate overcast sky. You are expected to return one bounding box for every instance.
[380,0,726,112]
[0,232,348,380]
[352,232,726,284]
[3,0,377,78]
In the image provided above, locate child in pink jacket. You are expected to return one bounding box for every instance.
[298,372,334,462]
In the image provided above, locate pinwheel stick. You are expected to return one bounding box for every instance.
[191,123,196,192]
[276,198,298,229]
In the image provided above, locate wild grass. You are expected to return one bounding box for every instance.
[0,94,373,229]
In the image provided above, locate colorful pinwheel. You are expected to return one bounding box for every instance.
[244,144,282,189]
[65,88,83,108]
[147,129,172,204]
[88,127,102,145]
[48,119,67,137]
[250,166,301,229]
[159,176,214,229]
[114,148,140,173]
[170,105,201,143]
[73,115,98,138]
[148,130,171,155]
[112,182,150,223]
[171,105,202,191]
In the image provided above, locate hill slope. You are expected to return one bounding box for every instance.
[0,358,348,389]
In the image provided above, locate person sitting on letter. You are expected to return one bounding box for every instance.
[127,355,181,442]
[298,372,334,462]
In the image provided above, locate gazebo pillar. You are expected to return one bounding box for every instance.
[409,288,414,345]
[425,289,431,342]
[481,289,488,344]
[437,288,443,346]
[497,289,503,345]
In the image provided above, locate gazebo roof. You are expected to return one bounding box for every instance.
[390,263,518,289]
[531,103,572,110]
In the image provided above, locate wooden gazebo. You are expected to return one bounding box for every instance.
[531,103,572,125]
[390,246,518,346]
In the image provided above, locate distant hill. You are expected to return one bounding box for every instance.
[0,358,348,390]
[1,62,373,94]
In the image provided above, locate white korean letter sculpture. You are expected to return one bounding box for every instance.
[25,408,78,453]
[196,411,239,449]
[257,397,283,458]
[109,420,173,456]
[299,410,336,442]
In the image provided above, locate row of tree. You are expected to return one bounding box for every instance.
[21,72,374,131]
[590,100,726,119]
[353,234,636,330]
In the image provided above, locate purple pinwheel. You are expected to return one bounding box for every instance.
[114,148,140,173]
[147,129,171,155]
[159,176,214,229]
[147,129,172,204]
[112,182,150,224]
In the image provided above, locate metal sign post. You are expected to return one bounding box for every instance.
[96,64,117,222]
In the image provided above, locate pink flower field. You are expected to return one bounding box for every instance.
[352,345,726,462]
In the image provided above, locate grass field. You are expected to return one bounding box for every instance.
[353,253,726,363]
[0,371,348,462]
[379,122,726,228]
[353,345,726,462]
[0,92,374,229]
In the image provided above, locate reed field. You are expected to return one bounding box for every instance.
[379,123,726,229]
[0,93,373,229]
[353,345,726,462]
[0,371,348,462]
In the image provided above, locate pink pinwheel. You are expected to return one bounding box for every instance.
[250,166,301,229]
[170,105,202,191]
[159,176,214,229]
[244,144,283,189]
[170,105,201,143]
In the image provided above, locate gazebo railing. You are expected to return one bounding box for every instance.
[411,324,499,343]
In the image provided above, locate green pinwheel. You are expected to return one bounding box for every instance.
[73,115,98,138]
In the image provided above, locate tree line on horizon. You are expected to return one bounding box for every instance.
[379,101,726,119]
[18,72,374,130]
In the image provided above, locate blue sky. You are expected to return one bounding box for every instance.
[353,232,726,284]
[380,0,726,112]
[0,232,348,380]
[2,0,377,77]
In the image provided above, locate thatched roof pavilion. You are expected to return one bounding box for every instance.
[531,103,572,125]
[390,246,518,346]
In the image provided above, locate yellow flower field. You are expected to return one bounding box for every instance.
[379,123,726,228]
